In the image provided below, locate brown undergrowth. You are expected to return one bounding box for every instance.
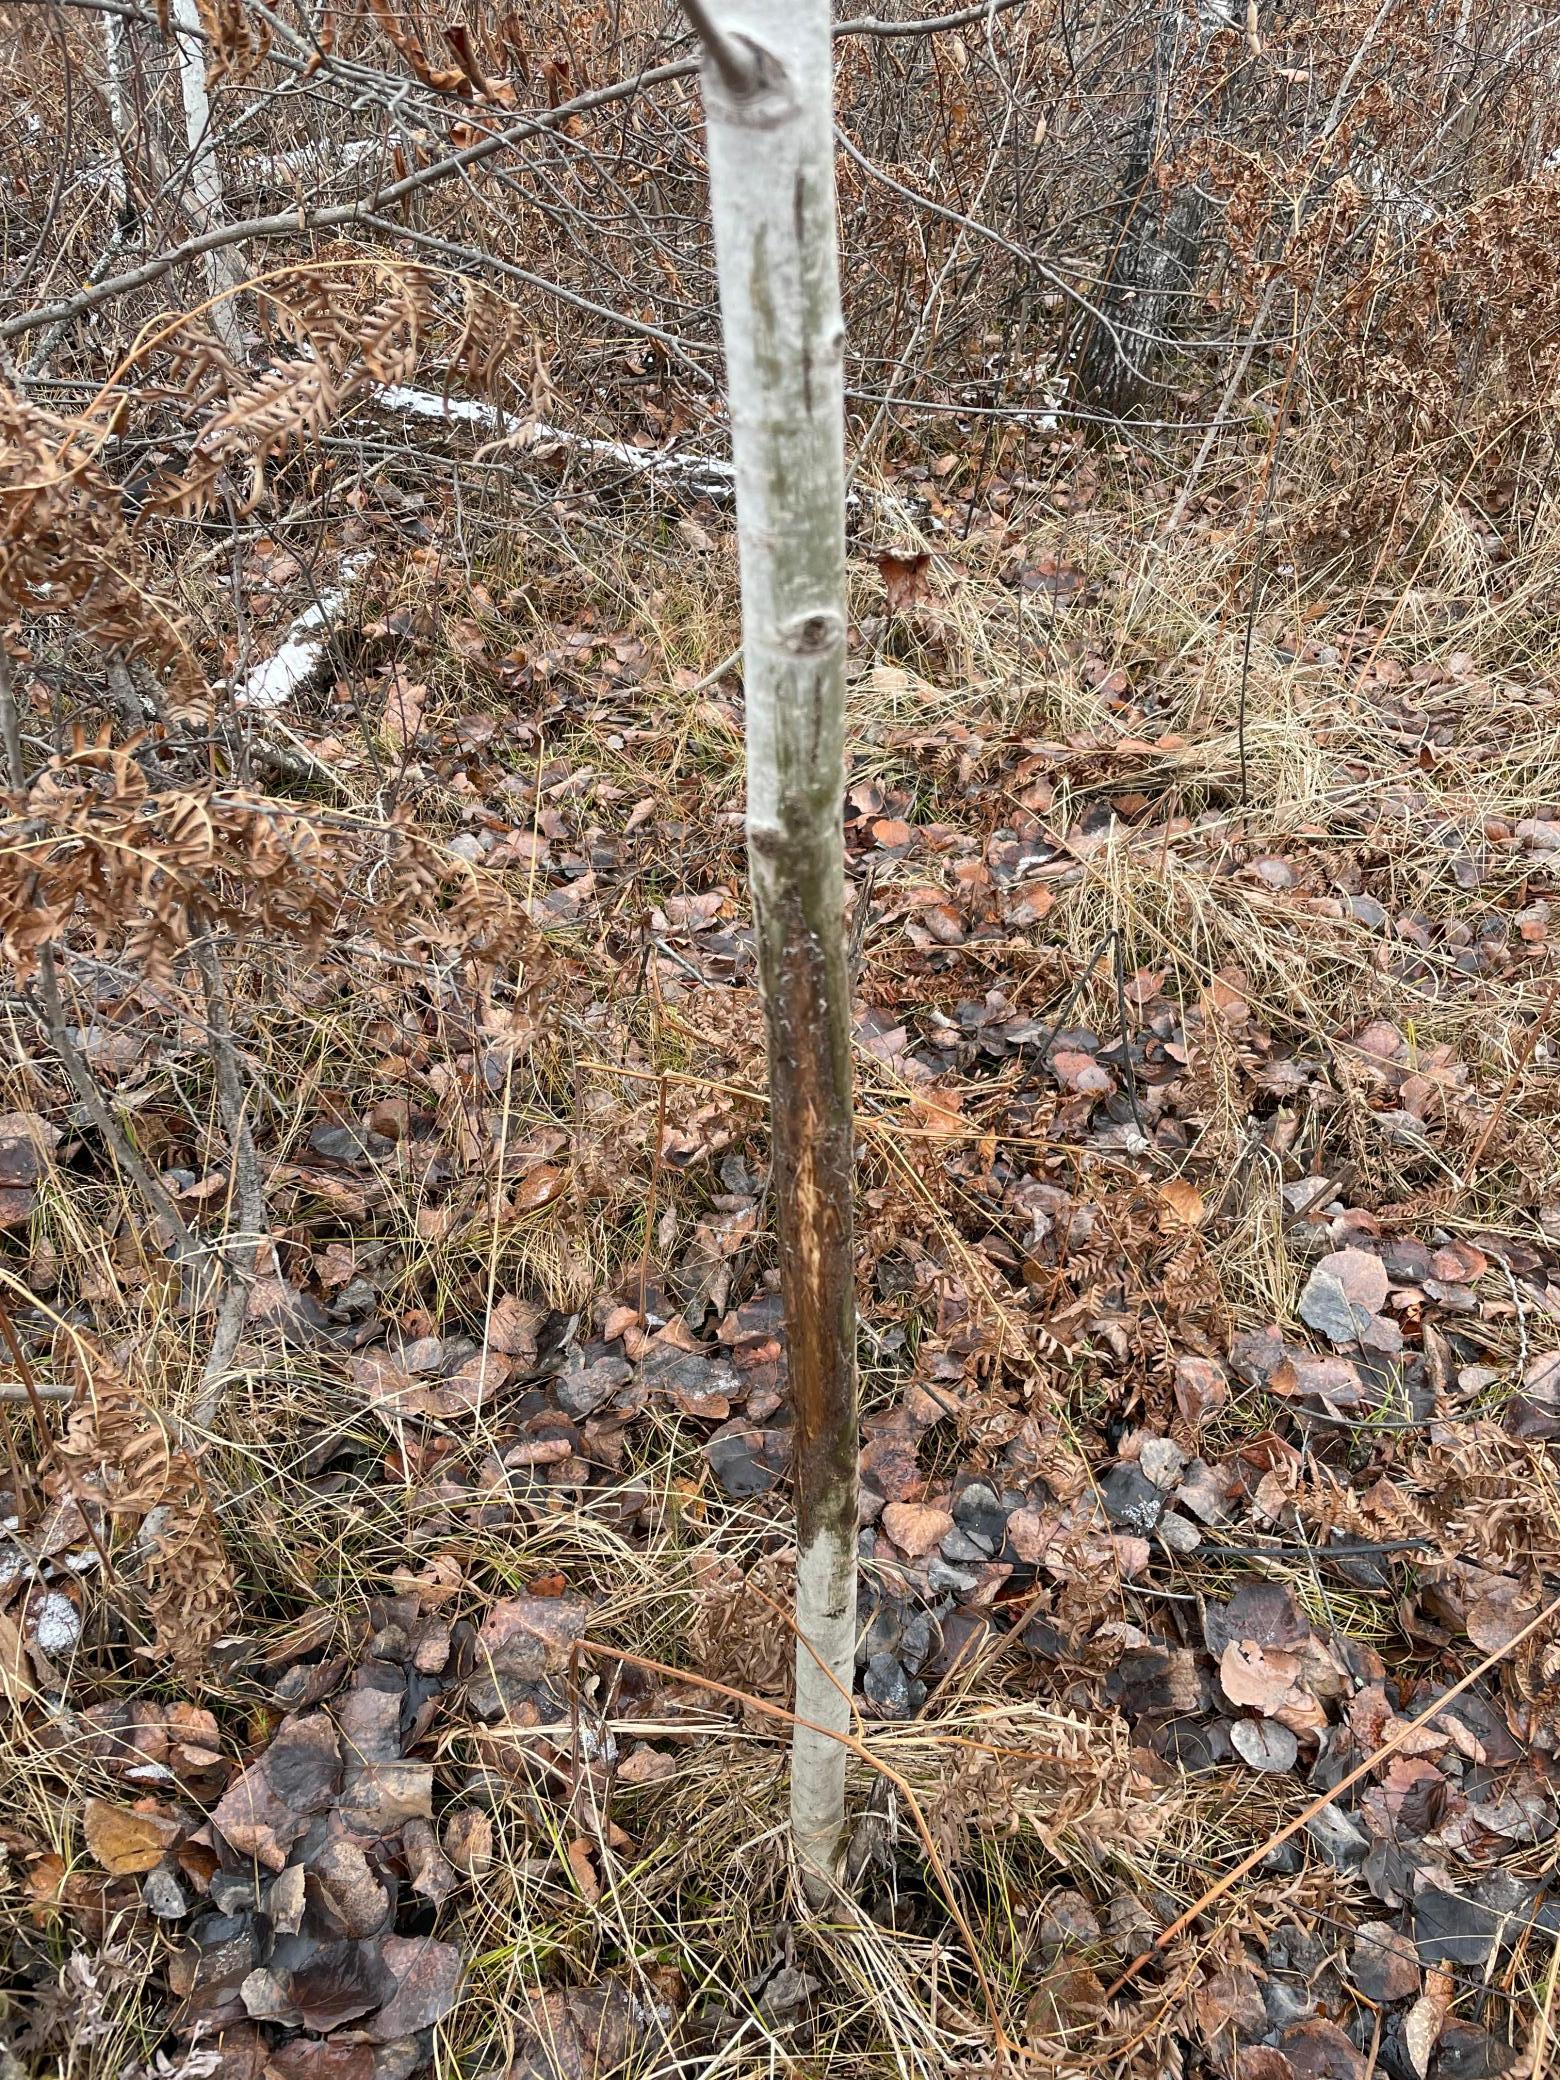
[3,394,1560,2080]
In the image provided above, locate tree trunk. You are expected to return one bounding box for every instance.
[1072,0,1211,417]
[688,0,858,1903]
[170,0,247,353]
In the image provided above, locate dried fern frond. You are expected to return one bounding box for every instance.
[0,389,201,694]
[56,1334,235,1680]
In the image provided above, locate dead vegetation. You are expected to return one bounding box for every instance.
[3,0,1560,2076]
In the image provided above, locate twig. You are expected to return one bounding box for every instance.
[191,928,269,1427]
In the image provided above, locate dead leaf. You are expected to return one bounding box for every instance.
[0,1610,36,1703]
[0,1110,59,1227]
[1403,1991,1447,2079]
[310,1836,391,1938]
[1298,1247,1389,1345]
[213,1714,341,1870]
[513,1163,568,1211]
[878,550,932,613]
[617,1746,677,1786]
[487,1292,540,1359]
[1173,1355,1227,1431]
[1220,1640,1305,1717]
[1278,2019,1364,2080]
[83,1798,181,1875]
[404,1815,457,1906]
[1159,1178,1206,1228]
[364,1933,462,2041]
[265,2041,375,2080]
[566,1836,601,1902]
[468,1592,588,1717]
[1231,1718,1299,1773]
[1350,1921,1419,2003]
[881,1500,954,1558]
[381,676,426,749]
[442,1806,493,1876]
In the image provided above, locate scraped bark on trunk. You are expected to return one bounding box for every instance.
[686,0,859,1903]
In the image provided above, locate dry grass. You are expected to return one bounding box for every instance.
[5,423,1560,2079]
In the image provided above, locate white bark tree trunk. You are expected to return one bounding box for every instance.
[688,0,859,1903]
[170,0,247,354]
[101,9,131,219]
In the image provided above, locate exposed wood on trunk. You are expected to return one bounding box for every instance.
[689,0,859,1901]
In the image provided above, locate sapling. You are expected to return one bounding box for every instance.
[683,0,859,1902]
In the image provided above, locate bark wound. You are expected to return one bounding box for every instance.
[750,825,857,1560]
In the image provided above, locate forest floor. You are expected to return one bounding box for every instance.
[5,405,1560,2080]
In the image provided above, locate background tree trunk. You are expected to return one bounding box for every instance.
[1072,0,1215,417]
[170,0,247,352]
[690,0,859,1902]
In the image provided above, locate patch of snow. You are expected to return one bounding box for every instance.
[232,553,369,712]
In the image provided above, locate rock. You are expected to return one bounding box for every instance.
[926,1557,980,1596]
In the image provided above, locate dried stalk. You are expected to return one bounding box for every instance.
[191,927,269,1426]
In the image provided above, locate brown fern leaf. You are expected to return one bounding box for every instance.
[55,1332,235,1679]
[450,279,524,396]
[0,388,202,694]
[192,0,271,80]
